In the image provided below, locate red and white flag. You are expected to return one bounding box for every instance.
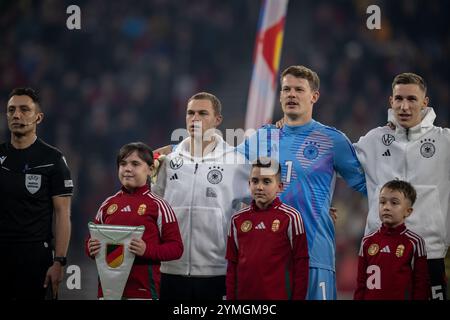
[245,0,289,131]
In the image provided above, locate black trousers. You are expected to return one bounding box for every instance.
[160,273,226,300]
[428,258,447,300]
[0,241,53,300]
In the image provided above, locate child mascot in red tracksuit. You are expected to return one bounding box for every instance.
[226,158,309,300]
[87,142,183,299]
[354,180,429,300]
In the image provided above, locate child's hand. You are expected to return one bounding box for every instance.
[88,239,101,257]
[275,118,285,129]
[129,238,147,257]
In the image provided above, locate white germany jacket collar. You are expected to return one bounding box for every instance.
[387,107,436,141]
[174,133,232,162]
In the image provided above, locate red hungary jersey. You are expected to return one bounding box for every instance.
[226,197,309,300]
[87,185,183,299]
[354,223,429,300]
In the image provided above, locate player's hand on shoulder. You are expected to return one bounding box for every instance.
[151,152,167,184]
[275,118,285,129]
[154,145,172,156]
[387,121,396,130]
[329,206,338,226]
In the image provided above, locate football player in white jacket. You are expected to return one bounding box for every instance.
[354,73,450,300]
[152,92,251,300]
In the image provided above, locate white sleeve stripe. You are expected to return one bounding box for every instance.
[405,230,424,255]
[287,218,293,247]
[281,204,305,233]
[144,192,168,222]
[156,208,162,233]
[160,199,172,223]
[278,206,301,236]
[358,235,375,256]
[95,191,121,224]
[405,230,423,255]
[226,207,252,239]
[405,230,426,257]
[362,229,378,242]
[145,192,169,222]
[147,191,175,222]
[162,198,177,222]
[279,204,304,234]
[229,214,240,236]
[53,193,73,197]
[408,239,417,257]
[234,206,252,216]
[358,239,366,256]
[278,205,299,233]
[231,217,239,250]
[146,192,176,223]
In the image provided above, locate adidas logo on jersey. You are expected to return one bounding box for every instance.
[382,149,391,156]
[255,222,266,230]
[121,205,131,212]
[380,245,391,253]
[170,173,178,180]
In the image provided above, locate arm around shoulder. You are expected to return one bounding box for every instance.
[332,131,367,194]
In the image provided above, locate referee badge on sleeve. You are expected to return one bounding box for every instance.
[25,174,41,194]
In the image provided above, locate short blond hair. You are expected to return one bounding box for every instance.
[188,92,222,116]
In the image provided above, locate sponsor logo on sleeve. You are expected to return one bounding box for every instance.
[65,179,74,188]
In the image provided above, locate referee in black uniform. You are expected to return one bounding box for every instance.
[0,88,73,300]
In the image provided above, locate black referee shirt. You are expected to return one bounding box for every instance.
[0,138,73,243]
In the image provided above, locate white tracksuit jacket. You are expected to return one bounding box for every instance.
[152,134,251,276]
[354,107,450,259]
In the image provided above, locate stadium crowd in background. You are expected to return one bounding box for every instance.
[0,0,448,299]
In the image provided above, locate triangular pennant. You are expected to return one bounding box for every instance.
[88,222,145,300]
